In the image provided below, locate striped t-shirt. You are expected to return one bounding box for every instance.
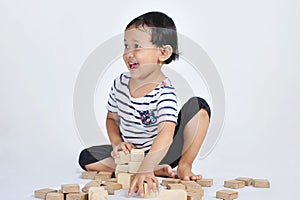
[106,72,178,151]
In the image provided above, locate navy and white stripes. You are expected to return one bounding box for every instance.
[106,72,178,151]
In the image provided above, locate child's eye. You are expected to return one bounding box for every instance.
[124,44,129,49]
[134,43,142,49]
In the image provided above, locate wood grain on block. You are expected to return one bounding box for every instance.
[88,187,107,200]
[235,177,253,186]
[166,183,185,190]
[224,180,245,189]
[144,182,157,198]
[116,164,128,173]
[196,178,213,187]
[94,171,113,182]
[216,189,238,200]
[66,193,88,200]
[187,192,203,200]
[130,149,144,162]
[61,184,80,193]
[128,161,142,173]
[117,173,135,189]
[34,188,58,199]
[104,178,117,183]
[46,193,63,200]
[81,171,97,180]
[115,151,130,165]
[253,179,270,188]
[161,178,181,186]
[82,180,101,193]
[158,189,187,200]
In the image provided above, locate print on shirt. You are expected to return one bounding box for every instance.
[138,109,157,125]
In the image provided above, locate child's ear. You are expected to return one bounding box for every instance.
[158,45,173,63]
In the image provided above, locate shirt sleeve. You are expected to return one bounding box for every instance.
[156,88,178,125]
[106,78,118,113]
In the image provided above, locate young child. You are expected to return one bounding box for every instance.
[78,11,211,197]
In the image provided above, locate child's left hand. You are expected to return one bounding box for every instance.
[128,171,158,197]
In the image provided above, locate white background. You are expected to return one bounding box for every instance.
[0,0,299,199]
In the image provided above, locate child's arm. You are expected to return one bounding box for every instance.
[128,121,176,197]
[106,111,136,155]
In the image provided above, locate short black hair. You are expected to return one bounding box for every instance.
[125,11,179,64]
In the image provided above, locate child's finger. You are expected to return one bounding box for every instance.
[138,179,145,197]
[128,179,137,196]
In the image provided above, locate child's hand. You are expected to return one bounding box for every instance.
[128,172,158,197]
[111,142,136,158]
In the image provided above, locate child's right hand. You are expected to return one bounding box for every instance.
[111,142,136,158]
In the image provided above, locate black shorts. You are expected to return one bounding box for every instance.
[78,97,211,170]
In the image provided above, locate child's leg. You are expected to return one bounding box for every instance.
[79,145,115,172]
[177,97,210,180]
[177,109,210,180]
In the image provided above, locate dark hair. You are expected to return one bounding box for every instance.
[125,11,179,64]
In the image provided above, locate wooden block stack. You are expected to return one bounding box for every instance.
[114,149,145,190]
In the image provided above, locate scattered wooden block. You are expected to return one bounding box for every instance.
[61,184,80,193]
[82,180,101,193]
[117,173,135,189]
[235,177,253,186]
[94,171,113,182]
[88,187,108,200]
[158,189,187,200]
[224,180,245,189]
[161,178,181,186]
[34,188,58,199]
[104,178,117,183]
[46,193,63,200]
[128,161,142,173]
[180,181,203,194]
[144,182,157,198]
[115,151,130,165]
[166,183,185,190]
[216,189,238,200]
[196,178,213,187]
[253,179,270,188]
[130,149,145,162]
[66,193,88,200]
[187,192,202,200]
[81,171,97,180]
[103,182,122,191]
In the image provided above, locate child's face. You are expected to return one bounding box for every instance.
[123,26,161,79]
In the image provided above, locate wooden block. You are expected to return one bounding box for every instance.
[166,183,185,190]
[81,171,97,180]
[94,171,113,182]
[224,180,245,189]
[187,192,202,200]
[253,179,270,188]
[180,181,203,191]
[144,182,157,198]
[103,182,122,190]
[115,151,130,164]
[196,178,213,187]
[130,149,145,162]
[216,189,238,200]
[66,193,87,200]
[82,180,101,193]
[116,164,128,173]
[88,187,107,200]
[235,177,253,186]
[117,173,135,189]
[34,188,58,199]
[104,178,117,183]
[61,184,80,193]
[46,193,63,200]
[128,161,142,173]
[161,178,181,186]
[158,189,187,200]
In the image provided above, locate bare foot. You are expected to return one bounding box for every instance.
[177,163,202,181]
[154,165,176,178]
